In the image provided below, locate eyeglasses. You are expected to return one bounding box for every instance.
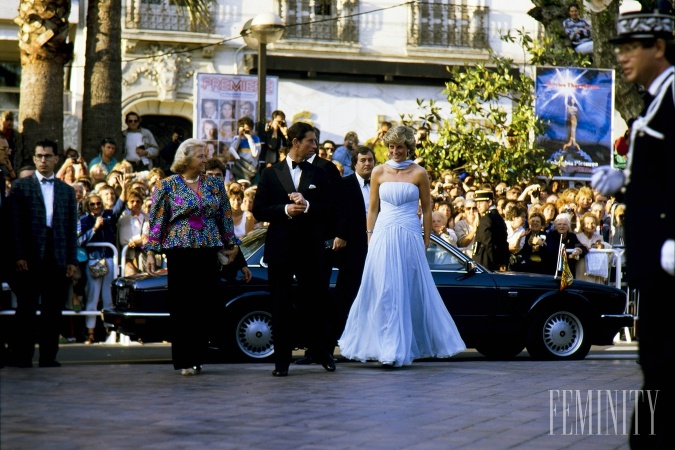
[465,207,477,210]
[127,119,139,123]
[89,202,102,206]
[613,42,642,57]
[34,154,55,160]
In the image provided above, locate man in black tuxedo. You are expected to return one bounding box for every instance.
[252,122,336,377]
[591,11,675,447]
[472,189,509,271]
[8,139,78,368]
[333,146,374,341]
[294,129,343,365]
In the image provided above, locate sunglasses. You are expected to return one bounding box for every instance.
[89,202,102,206]
[465,207,477,210]
[127,119,139,123]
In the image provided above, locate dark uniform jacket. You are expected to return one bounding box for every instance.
[473,207,510,271]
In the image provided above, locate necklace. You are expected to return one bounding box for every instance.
[182,174,200,183]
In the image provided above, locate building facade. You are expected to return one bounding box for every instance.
[0,0,540,152]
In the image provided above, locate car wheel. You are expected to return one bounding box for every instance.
[526,306,591,360]
[230,302,275,362]
[475,341,525,359]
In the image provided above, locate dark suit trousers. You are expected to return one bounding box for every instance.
[268,261,329,368]
[334,249,367,341]
[11,230,70,363]
[165,247,220,370]
[629,272,675,449]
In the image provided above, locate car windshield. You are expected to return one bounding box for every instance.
[239,227,267,259]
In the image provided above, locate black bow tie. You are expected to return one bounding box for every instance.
[363,179,370,186]
[41,178,55,183]
[292,160,308,170]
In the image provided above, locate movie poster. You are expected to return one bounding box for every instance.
[534,67,615,178]
[194,73,278,159]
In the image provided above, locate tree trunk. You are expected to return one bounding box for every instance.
[81,0,123,163]
[16,0,73,158]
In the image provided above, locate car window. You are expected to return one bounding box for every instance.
[239,227,267,260]
[426,241,464,270]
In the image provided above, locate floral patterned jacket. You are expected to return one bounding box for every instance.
[145,174,239,253]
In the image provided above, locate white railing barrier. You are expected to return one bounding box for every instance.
[0,242,120,318]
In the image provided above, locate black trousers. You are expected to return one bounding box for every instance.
[165,247,219,370]
[10,231,70,363]
[630,272,675,449]
[268,260,330,369]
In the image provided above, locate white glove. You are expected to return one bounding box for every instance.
[590,165,625,195]
[661,239,675,276]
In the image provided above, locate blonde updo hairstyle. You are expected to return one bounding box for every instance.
[383,125,416,154]
[171,138,206,174]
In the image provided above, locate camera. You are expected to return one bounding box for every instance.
[532,189,540,199]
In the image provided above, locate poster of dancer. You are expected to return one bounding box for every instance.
[534,67,614,178]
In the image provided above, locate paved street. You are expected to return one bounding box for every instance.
[1,344,642,449]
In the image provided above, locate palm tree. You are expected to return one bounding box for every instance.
[81,0,123,162]
[81,0,214,162]
[16,0,73,156]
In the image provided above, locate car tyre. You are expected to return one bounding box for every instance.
[526,305,591,360]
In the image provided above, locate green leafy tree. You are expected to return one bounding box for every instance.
[406,0,649,186]
[403,30,589,186]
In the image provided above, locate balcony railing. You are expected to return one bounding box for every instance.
[124,0,215,34]
[278,0,360,44]
[408,1,489,49]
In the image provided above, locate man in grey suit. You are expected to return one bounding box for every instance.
[8,139,78,368]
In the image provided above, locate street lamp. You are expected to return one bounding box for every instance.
[240,12,285,143]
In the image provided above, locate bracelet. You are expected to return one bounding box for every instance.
[366,229,374,234]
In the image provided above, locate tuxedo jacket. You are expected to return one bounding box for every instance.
[252,161,330,265]
[335,173,368,266]
[10,174,78,268]
[311,156,342,240]
[473,207,510,271]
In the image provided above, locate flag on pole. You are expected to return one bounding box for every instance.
[559,242,574,291]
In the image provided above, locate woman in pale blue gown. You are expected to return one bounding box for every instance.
[338,126,466,366]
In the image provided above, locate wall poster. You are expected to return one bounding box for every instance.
[194,73,278,159]
[534,67,615,179]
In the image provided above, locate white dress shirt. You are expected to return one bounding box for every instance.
[355,172,370,213]
[37,173,55,227]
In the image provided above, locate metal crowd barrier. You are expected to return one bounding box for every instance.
[0,242,119,318]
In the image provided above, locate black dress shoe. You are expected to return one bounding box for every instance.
[294,356,316,365]
[319,354,336,372]
[38,360,61,368]
[272,369,288,377]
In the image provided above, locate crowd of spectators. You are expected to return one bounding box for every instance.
[1,107,629,347]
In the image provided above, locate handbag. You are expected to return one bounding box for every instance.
[88,258,109,278]
[231,158,258,180]
[585,252,609,278]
